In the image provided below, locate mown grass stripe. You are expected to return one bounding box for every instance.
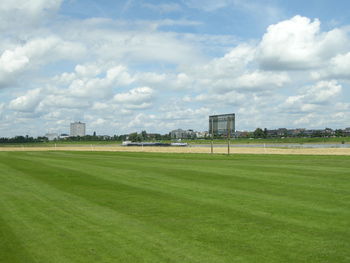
[0,215,36,263]
[0,152,349,263]
[0,155,230,262]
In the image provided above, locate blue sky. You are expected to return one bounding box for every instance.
[0,0,350,136]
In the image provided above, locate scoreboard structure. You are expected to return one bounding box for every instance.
[209,113,235,137]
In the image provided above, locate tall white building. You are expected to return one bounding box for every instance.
[70,121,86,137]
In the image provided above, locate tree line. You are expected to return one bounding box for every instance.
[0,131,171,144]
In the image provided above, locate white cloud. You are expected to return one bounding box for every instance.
[0,0,63,31]
[312,52,350,80]
[92,102,112,111]
[90,118,108,127]
[0,0,63,15]
[135,72,167,86]
[189,91,246,106]
[258,15,349,70]
[20,36,85,63]
[68,78,111,99]
[0,37,85,89]
[113,87,154,109]
[38,95,91,110]
[3,11,350,136]
[75,64,102,78]
[135,72,192,90]
[204,44,256,75]
[0,50,29,73]
[9,88,42,112]
[334,102,350,111]
[126,113,158,130]
[293,113,317,126]
[60,21,203,65]
[230,71,289,90]
[0,50,29,87]
[281,80,342,113]
[52,64,135,99]
[0,103,5,118]
[107,66,134,86]
[185,44,289,92]
[328,52,350,78]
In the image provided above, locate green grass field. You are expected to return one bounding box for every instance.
[1,151,349,263]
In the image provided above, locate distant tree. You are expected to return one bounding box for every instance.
[263,128,268,138]
[37,136,48,142]
[335,129,344,137]
[129,132,138,142]
[141,130,147,140]
[297,131,306,137]
[162,133,171,140]
[253,128,264,138]
[311,130,323,137]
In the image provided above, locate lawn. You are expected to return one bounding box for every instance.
[0,151,349,262]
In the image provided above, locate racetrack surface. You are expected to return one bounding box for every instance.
[1,145,350,155]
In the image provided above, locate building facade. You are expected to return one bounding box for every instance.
[70,121,86,137]
[170,129,196,139]
[209,113,235,137]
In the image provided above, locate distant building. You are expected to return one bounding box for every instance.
[196,131,208,138]
[277,128,288,137]
[70,121,86,137]
[290,128,306,136]
[344,127,350,136]
[170,129,196,139]
[147,133,161,140]
[45,133,59,141]
[235,130,250,138]
[60,134,70,139]
[324,128,334,136]
[209,113,235,137]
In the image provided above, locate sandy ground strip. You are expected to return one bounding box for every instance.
[1,146,350,155]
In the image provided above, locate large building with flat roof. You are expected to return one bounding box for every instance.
[70,121,86,137]
[170,129,196,139]
[209,113,235,137]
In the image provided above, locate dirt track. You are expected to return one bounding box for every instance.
[1,146,350,155]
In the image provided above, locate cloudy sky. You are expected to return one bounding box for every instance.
[1,0,350,136]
